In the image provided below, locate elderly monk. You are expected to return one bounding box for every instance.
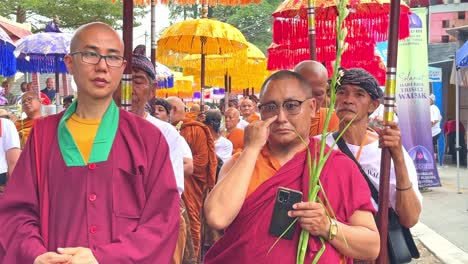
[15,91,43,148]
[167,96,218,259]
[0,22,179,264]
[294,60,340,136]
[203,70,379,263]
[224,107,244,154]
[240,97,260,123]
[186,103,200,120]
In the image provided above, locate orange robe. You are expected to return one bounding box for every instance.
[15,118,35,148]
[226,128,244,154]
[186,112,198,121]
[178,118,218,258]
[309,107,340,137]
[245,113,260,123]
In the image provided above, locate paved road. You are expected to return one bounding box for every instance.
[419,165,468,253]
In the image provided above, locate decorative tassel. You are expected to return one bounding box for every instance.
[0,41,16,77]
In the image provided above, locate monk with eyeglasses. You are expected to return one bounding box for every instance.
[0,22,179,264]
[203,70,380,263]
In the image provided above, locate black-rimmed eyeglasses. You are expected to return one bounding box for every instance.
[258,99,311,118]
[70,51,125,68]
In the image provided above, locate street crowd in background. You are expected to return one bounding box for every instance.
[0,21,454,264]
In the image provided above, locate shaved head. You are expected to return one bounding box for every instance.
[22,91,40,100]
[166,96,186,124]
[190,103,200,113]
[294,60,328,109]
[70,22,123,53]
[224,107,241,131]
[260,70,311,98]
[225,107,240,118]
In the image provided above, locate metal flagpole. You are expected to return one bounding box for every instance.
[307,0,317,60]
[455,66,461,194]
[151,0,156,65]
[121,0,134,111]
[376,0,401,262]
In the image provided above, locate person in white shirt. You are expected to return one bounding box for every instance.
[148,97,194,180]
[320,68,422,228]
[204,110,233,163]
[0,112,21,194]
[429,94,442,151]
[113,45,185,195]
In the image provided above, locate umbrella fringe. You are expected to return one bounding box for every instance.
[0,42,16,77]
[16,54,68,74]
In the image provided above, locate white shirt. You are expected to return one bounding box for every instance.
[430,104,442,137]
[146,114,184,195]
[321,133,423,211]
[0,118,21,174]
[236,119,249,130]
[180,137,193,159]
[215,136,233,163]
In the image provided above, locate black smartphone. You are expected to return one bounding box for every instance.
[269,187,303,240]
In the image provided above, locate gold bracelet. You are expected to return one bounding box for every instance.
[396,183,412,191]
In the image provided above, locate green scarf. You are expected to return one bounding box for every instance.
[58,100,119,166]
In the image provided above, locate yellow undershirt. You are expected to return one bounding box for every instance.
[66,114,101,163]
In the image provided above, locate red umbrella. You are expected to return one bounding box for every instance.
[267,0,411,84]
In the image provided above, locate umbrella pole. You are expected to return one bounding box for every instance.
[151,0,156,65]
[201,37,207,107]
[307,0,317,60]
[456,67,461,194]
[121,0,134,111]
[376,0,401,263]
[55,54,61,112]
[224,74,229,111]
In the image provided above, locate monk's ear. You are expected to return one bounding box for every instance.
[308,98,317,118]
[64,54,74,75]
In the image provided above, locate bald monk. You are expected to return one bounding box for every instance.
[15,92,43,148]
[294,60,340,136]
[187,103,200,120]
[224,107,244,154]
[167,96,218,259]
[1,22,179,264]
[240,98,260,123]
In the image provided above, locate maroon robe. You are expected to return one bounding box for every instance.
[0,109,180,263]
[204,139,375,263]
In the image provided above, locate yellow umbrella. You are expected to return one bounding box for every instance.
[157,19,248,56]
[157,18,248,104]
[156,73,194,98]
[182,42,268,96]
[177,42,265,74]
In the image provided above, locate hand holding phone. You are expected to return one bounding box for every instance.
[269,187,303,240]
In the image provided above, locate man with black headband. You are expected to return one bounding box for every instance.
[321,68,422,228]
[148,97,171,122]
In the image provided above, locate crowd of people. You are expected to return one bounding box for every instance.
[0,22,427,263]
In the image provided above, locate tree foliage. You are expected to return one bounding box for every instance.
[168,0,283,54]
[0,0,147,32]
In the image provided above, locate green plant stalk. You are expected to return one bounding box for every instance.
[295,0,350,262]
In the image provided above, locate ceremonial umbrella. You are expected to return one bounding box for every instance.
[15,22,72,109]
[157,18,248,104]
[268,0,410,83]
[180,42,267,93]
[156,72,194,98]
[156,62,175,88]
[0,27,16,77]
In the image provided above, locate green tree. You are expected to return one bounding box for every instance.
[213,1,280,53]
[0,0,147,32]
[167,0,282,54]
